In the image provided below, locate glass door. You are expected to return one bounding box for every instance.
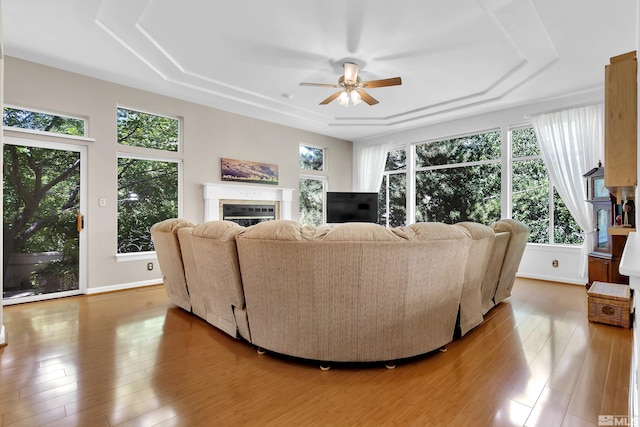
[3,137,86,303]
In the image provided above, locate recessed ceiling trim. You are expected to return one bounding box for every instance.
[8,0,615,142]
[330,54,564,129]
[94,18,168,81]
[95,0,560,130]
[97,1,337,126]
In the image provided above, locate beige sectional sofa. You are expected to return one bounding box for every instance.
[237,220,470,362]
[456,222,496,336]
[150,218,195,313]
[151,218,529,365]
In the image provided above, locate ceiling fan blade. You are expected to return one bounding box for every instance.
[299,82,340,88]
[356,90,379,105]
[360,77,402,88]
[319,91,343,105]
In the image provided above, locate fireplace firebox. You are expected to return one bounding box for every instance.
[222,204,276,226]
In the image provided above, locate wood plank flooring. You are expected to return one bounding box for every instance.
[0,278,632,426]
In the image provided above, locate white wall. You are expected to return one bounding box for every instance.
[2,57,353,294]
[517,245,584,285]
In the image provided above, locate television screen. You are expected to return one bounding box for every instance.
[326,192,378,223]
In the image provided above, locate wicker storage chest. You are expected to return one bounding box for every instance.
[587,281,631,328]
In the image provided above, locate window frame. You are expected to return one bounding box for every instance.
[116,106,181,152]
[299,144,326,172]
[115,107,183,260]
[378,125,582,247]
[3,104,90,139]
[509,125,582,246]
[379,147,408,227]
[413,129,502,225]
[298,173,327,226]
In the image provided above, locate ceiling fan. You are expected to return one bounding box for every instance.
[299,62,402,106]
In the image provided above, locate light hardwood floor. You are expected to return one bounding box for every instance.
[0,278,632,426]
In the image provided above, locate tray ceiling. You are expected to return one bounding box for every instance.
[3,0,637,142]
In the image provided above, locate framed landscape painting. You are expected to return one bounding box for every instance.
[221,158,279,185]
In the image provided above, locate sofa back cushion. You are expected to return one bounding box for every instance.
[188,220,248,338]
[454,222,496,335]
[491,219,530,303]
[481,231,510,314]
[236,220,471,362]
[176,227,206,319]
[150,218,196,312]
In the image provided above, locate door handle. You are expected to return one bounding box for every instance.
[77,212,84,232]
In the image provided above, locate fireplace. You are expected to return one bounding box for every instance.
[222,203,276,226]
[203,183,294,222]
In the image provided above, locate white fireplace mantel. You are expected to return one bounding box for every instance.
[203,182,294,222]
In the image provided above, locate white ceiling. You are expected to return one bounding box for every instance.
[3,0,637,142]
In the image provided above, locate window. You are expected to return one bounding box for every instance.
[511,128,582,244]
[117,108,179,151]
[299,145,324,171]
[117,108,180,254]
[299,144,326,226]
[3,106,85,137]
[415,131,501,224]
[379,149,407,227]
[299,176,325,226]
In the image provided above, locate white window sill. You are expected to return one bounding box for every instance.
[116,251,157,262]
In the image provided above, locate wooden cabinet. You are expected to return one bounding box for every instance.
[588,254,614,284]
[584,166,631,288]
[587,234,629,288]
[604,50,637,199]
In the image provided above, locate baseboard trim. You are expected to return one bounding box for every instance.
[86,279,162,295]
[516,272,586,286]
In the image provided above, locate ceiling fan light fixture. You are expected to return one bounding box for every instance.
[338,91,350,107]
[350,90,362,106]
[299,61,401,106]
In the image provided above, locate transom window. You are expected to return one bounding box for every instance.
[3,106,85,137]
[299,145,324,171]
[117,108,179,151]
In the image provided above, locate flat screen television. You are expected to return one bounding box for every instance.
[326,192,378,224]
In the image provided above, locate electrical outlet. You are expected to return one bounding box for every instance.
[147,262,154,271]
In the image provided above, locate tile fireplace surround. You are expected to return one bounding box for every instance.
[203,182,294,222]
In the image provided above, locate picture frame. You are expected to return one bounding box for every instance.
[221,158,279,185]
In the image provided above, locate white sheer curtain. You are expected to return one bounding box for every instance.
[532,103,604,277]
[353,144,388,192]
